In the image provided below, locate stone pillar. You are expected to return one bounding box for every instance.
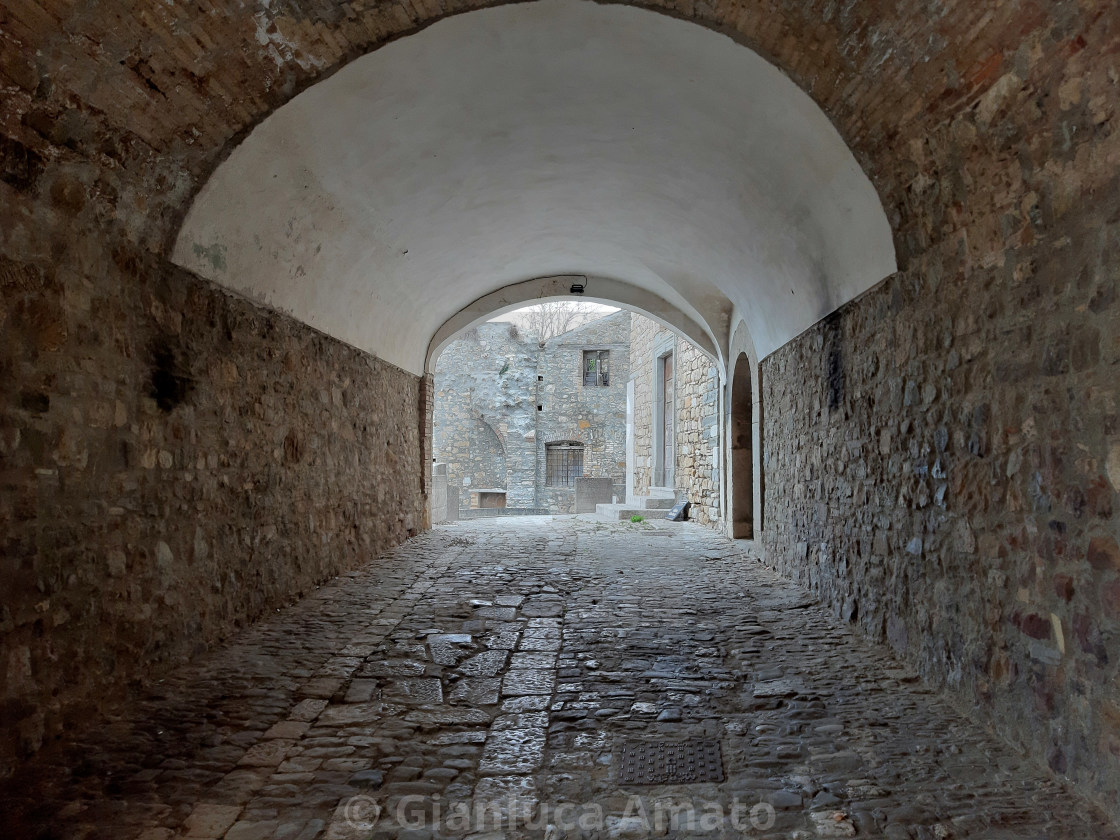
[625,379,635,504]
[431,463,448,524]
[419,372,434,527]
[446,484,461,521]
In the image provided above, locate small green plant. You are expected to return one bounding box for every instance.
[629,514,645,523]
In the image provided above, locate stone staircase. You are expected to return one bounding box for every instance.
[594,487,678,521]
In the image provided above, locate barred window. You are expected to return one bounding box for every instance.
[583,350,610,386]
[546,442,584,487]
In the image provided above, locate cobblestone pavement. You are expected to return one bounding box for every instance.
[3,517,1116,840]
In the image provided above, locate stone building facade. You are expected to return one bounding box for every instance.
[629,315,722,527]
[433,312,630,514]
[434,310,722,527]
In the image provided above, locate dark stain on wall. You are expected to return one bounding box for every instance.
[148,336,192,412]
[824,312,844,411]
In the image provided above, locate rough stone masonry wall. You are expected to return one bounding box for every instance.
[0,246,425,778]
[629,314,721,526]
[761,47,1120,822]
[536,312,630,514]
[433,313,629,514]
[433,323,539,508]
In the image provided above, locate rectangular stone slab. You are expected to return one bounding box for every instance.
[479,729,548,775]
[501,670,556,696]
[458,650,509,677]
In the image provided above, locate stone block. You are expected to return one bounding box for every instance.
[431,468,449,524]
[575,476,614,512]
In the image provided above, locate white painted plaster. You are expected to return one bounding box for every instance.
[426,275,719,370]
[173,0,896,375]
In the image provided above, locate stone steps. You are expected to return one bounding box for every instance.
[595,491,679,520]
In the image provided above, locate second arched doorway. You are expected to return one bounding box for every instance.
[730,353,755,539]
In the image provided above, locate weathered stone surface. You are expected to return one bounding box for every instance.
[761,194,1120,817]
[433,315,630,514]
[457,650,509,678]
[238,740,295,768]
[181,803,243,838]
[449,678,501,706]
[383,678,444,705]
[501,670,556,696]
[348,769,384,789]
[0,254,426,776]
[478,729,548,775]
[317,703,385,727]
[403,707,490,727]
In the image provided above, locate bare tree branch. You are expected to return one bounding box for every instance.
[509,301,606,346]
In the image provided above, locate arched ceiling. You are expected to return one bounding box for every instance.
[172,0,896,376]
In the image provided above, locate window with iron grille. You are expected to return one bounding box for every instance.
[583,350,610,386]
[546,442,584,487]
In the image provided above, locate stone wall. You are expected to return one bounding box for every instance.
[762,182,1120,816]
[536,313,630,513]
[630,315,721,526]
[433,313,629,514]
[433,323,538,508]
[0,248,425,778]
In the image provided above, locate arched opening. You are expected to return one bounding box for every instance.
[430,303,722,522]
[730,352,754,539]
[8,0,1117,822]
[169,0,896,534]
[425,276,722,375]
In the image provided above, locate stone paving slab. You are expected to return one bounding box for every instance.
[0,517,1116,840]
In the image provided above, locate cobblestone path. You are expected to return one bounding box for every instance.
[3,518,1115,840]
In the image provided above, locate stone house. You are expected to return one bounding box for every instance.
[433,311,630,514]
[435,309,724,526]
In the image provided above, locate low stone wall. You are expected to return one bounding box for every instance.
[0,248,425,777]
[458,507,550,519]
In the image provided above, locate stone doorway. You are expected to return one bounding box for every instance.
[731,353,754,539]
[654,350,675,488]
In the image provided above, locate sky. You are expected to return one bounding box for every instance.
[487,302,620,322]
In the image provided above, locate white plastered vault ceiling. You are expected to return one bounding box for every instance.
[173,0,896,376]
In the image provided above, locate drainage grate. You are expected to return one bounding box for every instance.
[616,740,724,784]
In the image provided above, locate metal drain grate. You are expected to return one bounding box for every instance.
[616,740,724,784]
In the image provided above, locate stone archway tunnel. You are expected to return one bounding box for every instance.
[1,0,1118,834]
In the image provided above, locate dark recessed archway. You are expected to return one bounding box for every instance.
[730,352,755,539]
